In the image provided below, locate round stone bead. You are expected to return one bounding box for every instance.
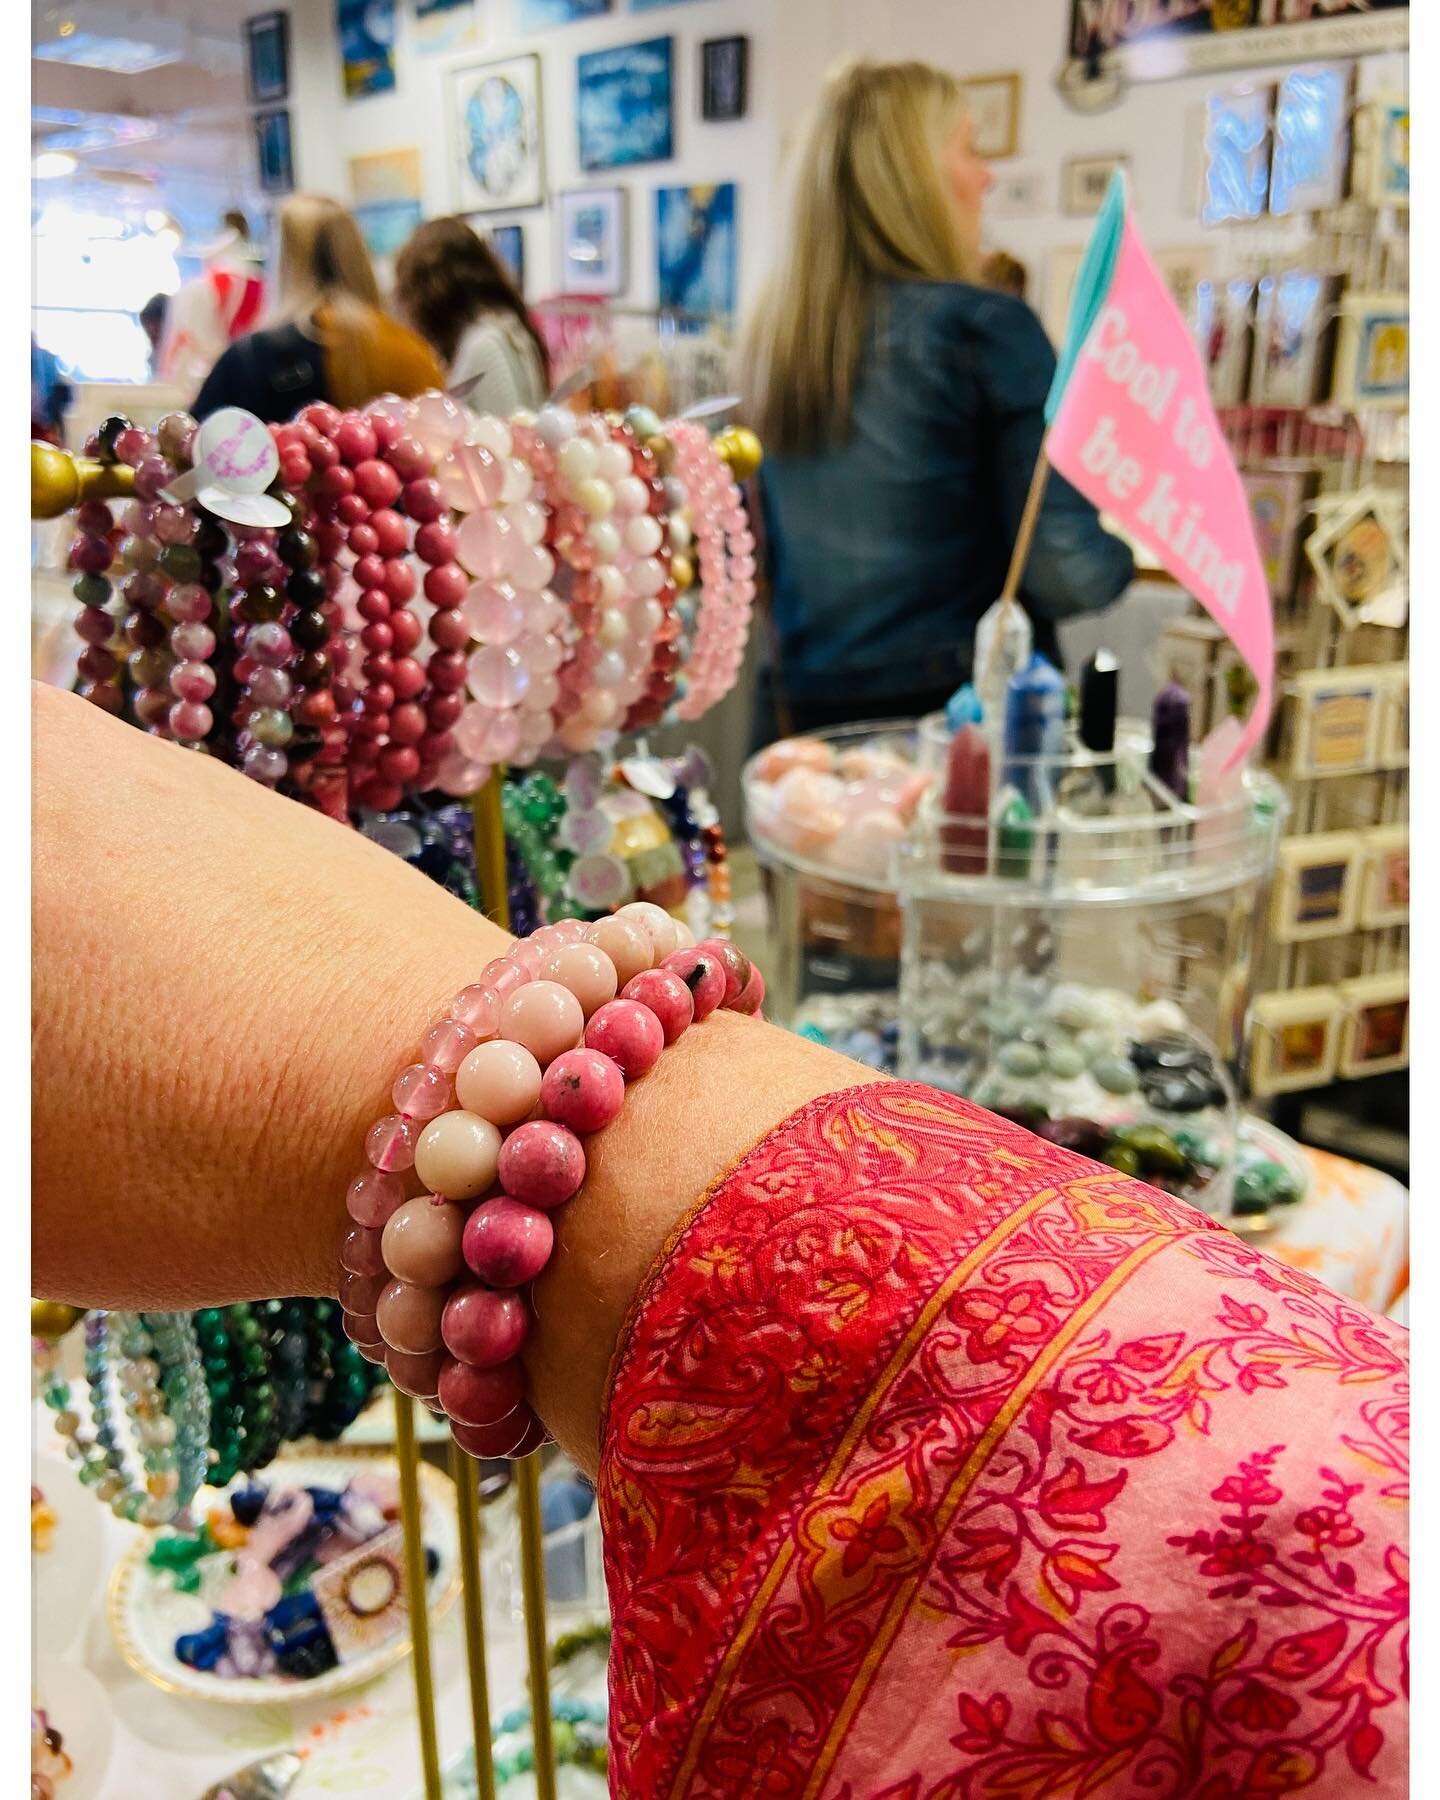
[540,1048,624,1134]
[346,1169,406,1229]
[341,1226,386,1276]
[420,1018,478,1075]
[342,1309,383,1350]
[376,1279,447,1354]
[456,1039,542,1126]
[497,1120,586,1210]
[732,966,766,1017]
[339,1269,385,1315]
[538,944,618,1018]
[506,939,546,978]
[382,1196,467,1286]
[384,1347,445,1401]
[366,1114,417,1172]
[441,1284,529,1367]
[584,916,654,986]
[584,999,664,1080]
[698,938,751,1005]
[451,1406,542,1459]
[616,901,680,961]
[662,947,727,1023]
[438,1355,526,1426]
[621,969,694,1045]
[392,1063,452,1121]
[499,980,584,1067]
[413,1110,502,1201]
[462,1197,554,1287]
[448,984,503,1037]
[480,957,525,1000]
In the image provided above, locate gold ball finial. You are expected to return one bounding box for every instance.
[716,425,763,483]
[31,1299,85,1341]
[30,441,81,520]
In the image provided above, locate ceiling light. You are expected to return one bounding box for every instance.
[32,151,78,180]
[33,31,183,74]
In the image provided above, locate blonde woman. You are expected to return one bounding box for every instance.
[193,195,443,421]
[746,60,1133,734]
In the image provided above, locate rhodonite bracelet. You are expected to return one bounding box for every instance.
[337,901,765,1458]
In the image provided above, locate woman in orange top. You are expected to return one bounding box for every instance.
[193,194,443,421]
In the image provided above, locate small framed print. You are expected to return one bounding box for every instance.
[1289,666,1382,779]
[1203,84,1271,227]
[1269,832,1360,944]
[1193,275,1256,407]
[1242,464,1318,602]
[1249,270,1339,407]
[1358,95,1408,207]
[1358,825,1408,929]
[254,107,294,195]
[1380,664,1408,768]
[1063,154,1127,216]
[960,73,1021,160]
[1269,63,1351,216]
[1303,489,1407,630]
[701,36,748,123]
[1337,973,1409,1078]
[245,10,290,104]
[558,186,626,295]
[1249,987,1341,1097]
[1332,292,1409,409]
[487,221,525,292]
[1158,617,1224,739]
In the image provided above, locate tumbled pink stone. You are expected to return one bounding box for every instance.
[452,1405,542,1459]
[541,1047,624,1133]
[449,983,503,1035]
[455,1038,542,1125]
[382,1196,467,1285]
[366,1113,418,1172]
[376,1278,447,1354]
[462,1196,554,1287]
[438,1355,527,1426]
[385,1346,445,1400]
[584,999,665,1080]
[663,946,728,1022]
[539,944,618,1018]
[497,1119,586,1210]
[620,969,694,1046]
[732,966,766,1016]
[441,1284,529,1367]
[340,1225,386,1276]
[392,1063,452,1120]
[346,1168,406,1228]
[699,938,752,1005]
[500,980,584,1067]
[420,1018,478,1074]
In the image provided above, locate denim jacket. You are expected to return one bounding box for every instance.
[759,279,1135,702]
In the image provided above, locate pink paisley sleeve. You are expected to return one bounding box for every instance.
[597,1083,1408,1799]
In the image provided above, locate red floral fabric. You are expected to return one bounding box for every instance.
[599,1084,1408,1798]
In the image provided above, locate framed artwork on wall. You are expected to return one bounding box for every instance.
[1358,94,1409,206]
[1303,489,1407,631]
[1202,84,1271,226]
[349,147,424,257]
[486,222,525,292]
[244,11,289,104]
[1269,63,1352,216]
[577,36,674,170]
[656,182,736,321]
[558,187,627,295]
[701,36,748,122]
[254,107,294,194]
[959,72,1021,159]
[1332,292,1409,410]
[1249,269,1339,406]
[449,54,545,212]
[1062,153,1126,216]
[518,0,610,26]
[338,0,396,99]
[1192,275,1255,408]
[1241,463,1317,601]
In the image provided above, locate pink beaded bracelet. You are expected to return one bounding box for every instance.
[337,902,765,1460]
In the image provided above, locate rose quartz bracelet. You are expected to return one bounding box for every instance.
[337,901,766,1459]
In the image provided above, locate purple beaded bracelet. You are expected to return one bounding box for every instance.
[337,902,764,1459]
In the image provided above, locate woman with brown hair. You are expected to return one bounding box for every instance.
[193,194,443,421]
[394,215,549,415]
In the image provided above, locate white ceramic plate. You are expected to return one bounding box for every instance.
[33,1656,114,1800]
[33,1453,106,1658]
[107,1455,460,1706]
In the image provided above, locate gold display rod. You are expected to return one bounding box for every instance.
[449,1442,497,1800]
[396,1391,443,1800]
[31,441,136,519]
[471,768,511,932]
[516,1452,559,1800]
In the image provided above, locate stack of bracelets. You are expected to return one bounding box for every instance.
[338,903,764,1459]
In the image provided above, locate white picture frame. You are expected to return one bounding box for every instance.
[558,186,627,296]
[1062,153,1127,216]
[448,53,545,214]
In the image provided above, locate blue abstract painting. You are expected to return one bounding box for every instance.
[337,0,396,99]
[577,37,673,171]
[518,0,610,27]
[630,0,707,8]
[655,182,736,321]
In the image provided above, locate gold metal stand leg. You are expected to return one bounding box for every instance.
[471,769,512,931]
[396,1391,443,1800]
[449,1443,497,1800]
[516,1452,558,1800]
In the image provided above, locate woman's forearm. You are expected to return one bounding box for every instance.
[33,684,875,1471]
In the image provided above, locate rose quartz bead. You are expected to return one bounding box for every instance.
[499,980,584,1067]
[698,938,752,1005]
[480,957,525,1000]
[385,1347,445,1401]
[456,1038,542,1125]
[413,1109,502,1200]
[584,999,665,1080]
[452,1407,541,1459]
[441,1284,529,1367]
[462,1197,554,1287]
[617,900,680,960]
[538,944,618,1018]
[376,1278,447,1354]
[448,984,502,1037]
[383,1196,467,1285]
[341,1225,386,1276]
[338,1268,384,1315]
[506,938,545,978]
[438,1356,526,1426]
[497,1119,585,1210]
[529,923,570,953]
[392,1063,452,1120]
[732,966,767,1016]
[663,946,728,1023]
[621,969,695,1045]
[420,1018,478,1075]
[342,1310,382,1350]
[366,1113,417,1172]
[586,916,655,985]
[551,919,589,945]
[347,1169,406,1229]
[540,1048,624,1134]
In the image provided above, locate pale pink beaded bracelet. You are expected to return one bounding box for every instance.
[337,902,765,1459]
